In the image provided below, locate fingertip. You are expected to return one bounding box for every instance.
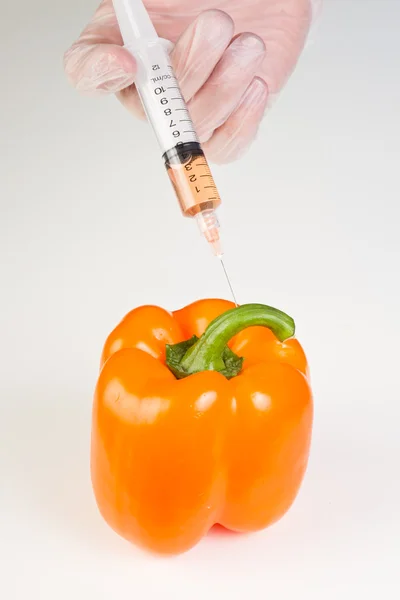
[253,75,268,88]
[252,77,270,111]
[171,8,235,102]
[64,44,136,94]
[248,76,269,100]
[116,46,137,73]
[199,9,235,34]
[233,32,266,54]
[204,77,269,164]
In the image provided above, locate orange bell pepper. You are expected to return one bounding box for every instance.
[91,299,313,555]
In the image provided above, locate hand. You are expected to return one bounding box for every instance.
[64,0,317,163]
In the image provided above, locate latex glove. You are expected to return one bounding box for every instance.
[64,0,320,163]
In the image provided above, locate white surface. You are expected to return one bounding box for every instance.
[1,0,399,598]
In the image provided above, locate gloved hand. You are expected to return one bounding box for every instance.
[64,0,320,163]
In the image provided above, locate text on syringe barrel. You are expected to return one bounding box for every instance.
[130,42,222,217]
[133,42,199,152]
[163,142,221,217]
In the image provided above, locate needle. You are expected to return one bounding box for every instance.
[219,257,238,306]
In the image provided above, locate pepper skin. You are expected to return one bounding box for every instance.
[91,299,313,555]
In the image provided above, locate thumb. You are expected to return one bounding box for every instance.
[63,0,136,94]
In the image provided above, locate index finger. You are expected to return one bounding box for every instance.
[64,0,136,94]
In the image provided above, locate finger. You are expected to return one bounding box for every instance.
[171,9,235,102]
[187,33,266,142]
[117,9,235,119]
[64,0,136,94]
[203,77,268,164]
[254,0,313,99]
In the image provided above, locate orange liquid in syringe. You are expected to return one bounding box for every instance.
[163,142,221,217]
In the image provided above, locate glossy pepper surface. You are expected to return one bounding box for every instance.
[91,299,313,554]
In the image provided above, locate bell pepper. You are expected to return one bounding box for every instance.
[91,299,313,555]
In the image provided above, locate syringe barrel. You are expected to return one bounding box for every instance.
[112,0,223,254]
[163,142,221,217]
[125,41,199,154]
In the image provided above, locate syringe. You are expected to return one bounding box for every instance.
[112,0,236,301]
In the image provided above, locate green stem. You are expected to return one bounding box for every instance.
[166,303,295,379]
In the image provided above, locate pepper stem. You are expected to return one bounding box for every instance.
[166,304,295,379]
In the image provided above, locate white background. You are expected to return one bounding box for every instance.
[1,0,399,598]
